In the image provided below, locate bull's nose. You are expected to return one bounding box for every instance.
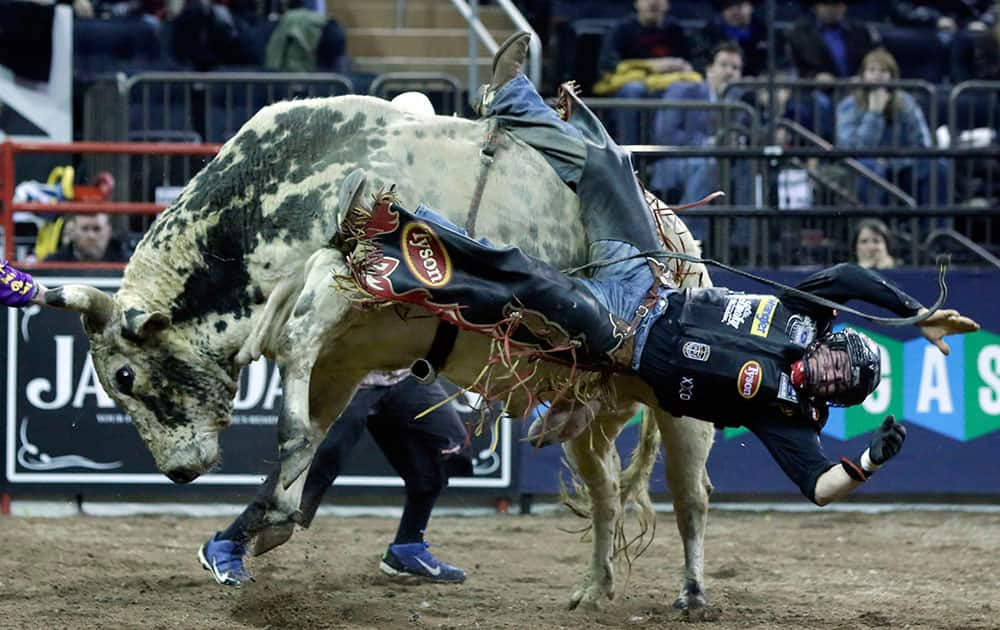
[166,467,199,484]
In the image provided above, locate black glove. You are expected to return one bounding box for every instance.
[869,415,906,465]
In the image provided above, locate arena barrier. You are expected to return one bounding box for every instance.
[0,272,517,502]
[1,268,996,501]
[0,140,221,263]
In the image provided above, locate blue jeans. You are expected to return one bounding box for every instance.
[489,75,587,186]
[577,240,675,371]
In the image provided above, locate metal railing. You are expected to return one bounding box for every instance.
[369,73,464,116]
[1,141,220,263]
[448,0,542,89]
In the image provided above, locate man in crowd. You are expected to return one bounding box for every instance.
[43,213,130,262]
[787,0,879,80]
[595,0,693,144]
[695,0,775,77]
[650,42,747,240]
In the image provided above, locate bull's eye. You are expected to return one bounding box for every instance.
[115,366,135,394]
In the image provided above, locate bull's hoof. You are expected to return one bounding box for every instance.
[252,521,296,556]
[673,578,712,619]
[680,605,722,623]
[568,579,613,611]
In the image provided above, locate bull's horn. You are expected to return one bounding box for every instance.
[122,309,171,340]
[42,284,114,332]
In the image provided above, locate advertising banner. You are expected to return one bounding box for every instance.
[2,274,514,495]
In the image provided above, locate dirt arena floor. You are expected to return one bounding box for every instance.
[1,508,998,629]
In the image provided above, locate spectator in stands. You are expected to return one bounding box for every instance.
[786,0,879,80]
[264,0,347,72]
[950,4,1000,82]
[852,218,898,269]
[171,0,252,70]
[43,213,131,263]
[594,0,694,144]
[695,0,776,77]
[889,0,985,32]
[650,42,746,240]
[752,69,835,142]
[836,48,946,206]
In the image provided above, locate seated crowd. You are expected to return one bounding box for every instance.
[11,0,998,266]
[68,0,347,75]
[573,0,998,262]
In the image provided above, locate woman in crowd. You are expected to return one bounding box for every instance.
[852,218,898,270]
[836,48,947,207]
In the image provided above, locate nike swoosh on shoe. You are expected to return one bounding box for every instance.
[415,557,442,576]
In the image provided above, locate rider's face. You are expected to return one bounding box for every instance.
[804,342,852,399]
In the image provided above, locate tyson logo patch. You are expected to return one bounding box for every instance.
[737,360,762,399]
[402,222,452,288]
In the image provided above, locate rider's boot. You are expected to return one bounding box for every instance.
[474,32,531,116]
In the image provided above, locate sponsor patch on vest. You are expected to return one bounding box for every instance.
[737,360,762,399]
[682,341,711,362]
[785,314,817,347]
[722,296,753,329]
[750,296,779,337]
[401,222,452,288]
[778,372,799,403]
[678,376,695,401]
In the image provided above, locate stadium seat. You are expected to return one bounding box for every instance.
[554,18,618,95]
[877,25,947,83]
[551,0,631,22]
[73,17,164,79]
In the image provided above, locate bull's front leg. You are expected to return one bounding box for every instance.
[565,409,632,611]
[273,248,354,490]
[652,408,715,617]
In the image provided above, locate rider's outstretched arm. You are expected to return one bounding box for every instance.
[0,259,45,307]
[749,413,906,506]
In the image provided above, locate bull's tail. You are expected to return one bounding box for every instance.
[561,407,661,569]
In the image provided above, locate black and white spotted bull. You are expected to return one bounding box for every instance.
[42,96,715,611]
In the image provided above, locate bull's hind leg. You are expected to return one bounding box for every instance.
[565,409,632,611]
[652,409,715,614]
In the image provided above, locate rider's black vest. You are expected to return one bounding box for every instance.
[639,288,828,427]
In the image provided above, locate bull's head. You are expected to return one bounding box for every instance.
[46,285,238,483]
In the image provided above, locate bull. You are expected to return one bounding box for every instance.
[42,96,715,611]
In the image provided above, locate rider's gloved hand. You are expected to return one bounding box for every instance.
[0,260,39,308]
[840,415,906,481]
[868,415,907,465]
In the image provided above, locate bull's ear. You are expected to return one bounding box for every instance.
[42,285,114,332]
[122,309,171,342]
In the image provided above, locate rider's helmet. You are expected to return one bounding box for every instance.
[791,328,882,406]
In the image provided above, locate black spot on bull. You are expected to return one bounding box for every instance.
[257,189,325,247]
[139,354,225,428]
[140,102,384,323]
[44,287,67,308]
[293,291,314,317]
[171,217,253,325]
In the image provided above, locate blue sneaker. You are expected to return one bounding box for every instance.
[198,533,253,587]
[379,542,467,583]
